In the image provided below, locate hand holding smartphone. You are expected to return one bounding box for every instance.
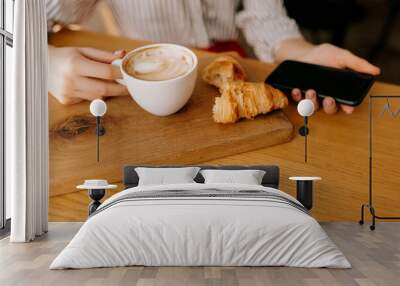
[265,60,376,106]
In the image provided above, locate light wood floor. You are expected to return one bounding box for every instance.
[0,222,399,286]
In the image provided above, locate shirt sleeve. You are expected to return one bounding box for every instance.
[46,0,98,31]
[236,0,303,62]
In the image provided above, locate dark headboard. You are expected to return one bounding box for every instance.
[123,165,280,189]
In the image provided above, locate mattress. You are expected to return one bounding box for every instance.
[50,183,351,269]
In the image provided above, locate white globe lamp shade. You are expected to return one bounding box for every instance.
[90,99,107,117]
[297,99,315,117]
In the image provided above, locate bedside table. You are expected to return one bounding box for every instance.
[77,180,117,215]
[289,177,321,210]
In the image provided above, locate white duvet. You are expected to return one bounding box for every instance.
[50,183,351,269]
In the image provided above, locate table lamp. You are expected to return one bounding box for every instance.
[90,99,107,162]
[297,99,315,162]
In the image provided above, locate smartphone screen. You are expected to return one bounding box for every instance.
[265,60,376,106]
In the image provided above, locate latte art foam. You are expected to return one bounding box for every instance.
[124,46,194,81]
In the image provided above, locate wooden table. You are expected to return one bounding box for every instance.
[49,30,400,222]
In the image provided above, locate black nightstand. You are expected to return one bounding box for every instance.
[77,180,117,215]
[289,177,321,210]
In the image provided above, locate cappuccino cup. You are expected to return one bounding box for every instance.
[112,43,198,116]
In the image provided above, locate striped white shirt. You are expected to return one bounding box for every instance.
[46,0,302,62]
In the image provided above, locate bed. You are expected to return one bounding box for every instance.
[50,165,350,269]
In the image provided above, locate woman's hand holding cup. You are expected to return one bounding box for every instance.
[48,46,129,105]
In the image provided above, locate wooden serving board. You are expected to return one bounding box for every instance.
[49,31,294,197]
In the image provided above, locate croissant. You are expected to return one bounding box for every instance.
[202,55,288,123]
[213,81,288,123]
[213,93,239,124]
[202,55,246,89]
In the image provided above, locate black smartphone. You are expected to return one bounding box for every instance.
[265,60,376,106]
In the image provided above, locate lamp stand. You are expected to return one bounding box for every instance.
[95,116,106,162]
[298,117,309,162]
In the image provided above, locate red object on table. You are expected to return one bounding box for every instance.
[201,40,248,58]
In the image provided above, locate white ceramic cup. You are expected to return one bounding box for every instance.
[112,43,198,116]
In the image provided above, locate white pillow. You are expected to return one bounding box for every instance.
[200,169,266,185]
[135,167,201,186]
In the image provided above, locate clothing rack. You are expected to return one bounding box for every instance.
[359,95,400,230]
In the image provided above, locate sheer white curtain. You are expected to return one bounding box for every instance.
[8,0,49,242]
